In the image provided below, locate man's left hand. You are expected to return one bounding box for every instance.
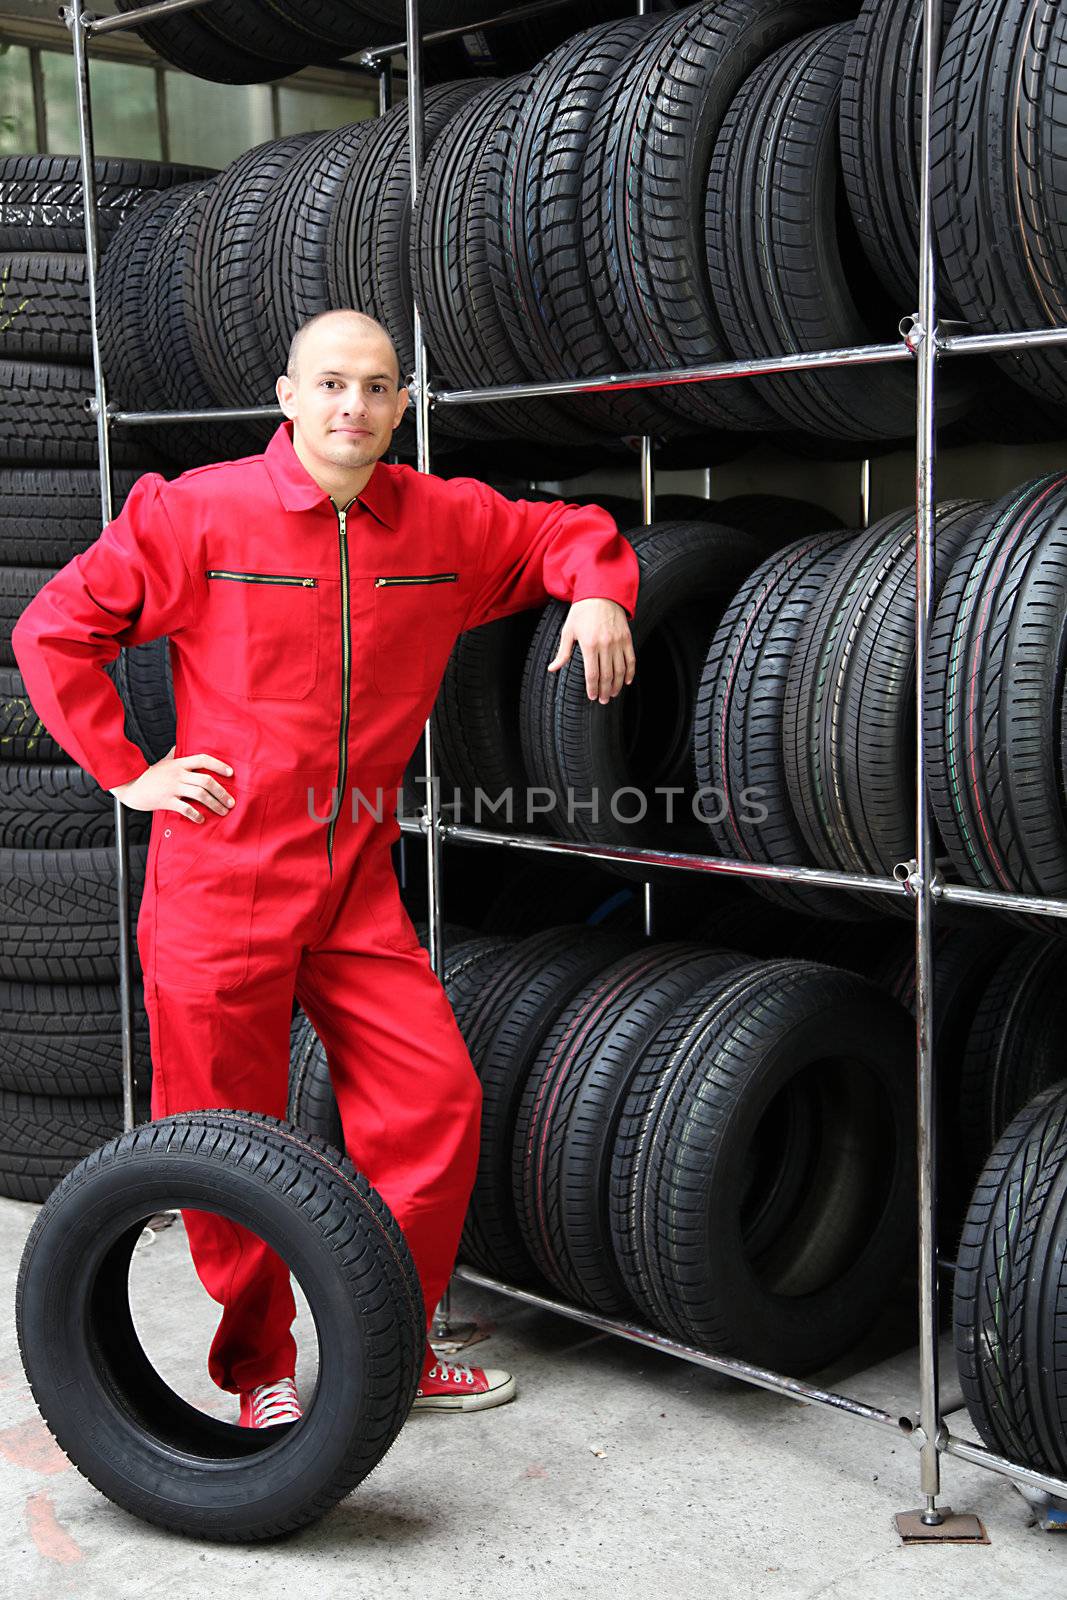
[547,598,636,704]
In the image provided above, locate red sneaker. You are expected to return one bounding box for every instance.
[412,1348,516,1413]
[238,1377,302,1429]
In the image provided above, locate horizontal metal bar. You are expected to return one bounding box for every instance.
[943,1431,1067,1504]
[431,340,911,408]
[939,324,1067,359]
[453,1265,900,1429]
[937,880,1067,920]
[359,0,572,64]
[106,403,283,424]
[86,0,213,34]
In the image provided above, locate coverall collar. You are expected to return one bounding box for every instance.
[264,421,397,529]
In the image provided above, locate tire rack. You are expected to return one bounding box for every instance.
[57,0,1067,1533]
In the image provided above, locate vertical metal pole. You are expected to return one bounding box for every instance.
[66,1,138,1135]
[640,433,654,939]
[859,457,871,530]
[405,0,452,1338]
[912,0,943,1525]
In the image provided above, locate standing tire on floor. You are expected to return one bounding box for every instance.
[16,1112,424,1540]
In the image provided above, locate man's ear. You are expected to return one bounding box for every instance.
[395,385,410,425]
[276,373,296,419]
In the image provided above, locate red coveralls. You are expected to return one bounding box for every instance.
[12,421,639,1393]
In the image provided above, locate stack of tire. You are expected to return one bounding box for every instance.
[290,925,919,1374]
[0,157,202,1200]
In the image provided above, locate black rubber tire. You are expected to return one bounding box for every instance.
[0,765,148,850]
[0,565,50,665]
[410,80,594,445]
[931,0,1067,408]
[609,959,917,1370]
[0,253,90,362]
[0,156,216,253]
[0,361,142,468]
[112,0,295,83]
[924,474,1067,907]
[189,133,322,411]
[519,520,764,877]
[173,0,338,67]
[431,611,539,827]
[692,525,860,918]
[0,1089,123,1202]
[0,979,150,1097]
[0,666,69,763]
[958,936,1067,1181]
[114,638,176,767]
[580,0,851,434]
[0,844,146,982]
[455,926,636,1286]
[483,16,682,440]
[707,22,972,440]
[954,1081,1067,1476]
[512,943,745,1315]
[0,468,145,567]
[16,1111,424,1539]
[839,0,961,313]
[783,500,985,910]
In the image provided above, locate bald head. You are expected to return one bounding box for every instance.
[286,309,401,386]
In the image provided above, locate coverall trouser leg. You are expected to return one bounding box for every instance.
[143,836,482,1396]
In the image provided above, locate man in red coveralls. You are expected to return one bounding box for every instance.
[13,310,639,1429]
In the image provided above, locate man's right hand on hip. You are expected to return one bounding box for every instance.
[109,746,235,823]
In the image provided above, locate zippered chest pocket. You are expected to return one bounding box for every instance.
[205,569,320,701]
[372,571,462,694]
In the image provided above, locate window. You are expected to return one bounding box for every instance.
[165,75,274,168]
[277,85,375,137]
[0,42,36,156]
[42,51,161,158]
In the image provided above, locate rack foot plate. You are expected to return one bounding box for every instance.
[895,1509,988,1544]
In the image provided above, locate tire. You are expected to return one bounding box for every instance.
[112,0,295,83]
[783,500,985,909]
[580,0,851,434]
[924,474,1067,906]
[189,134,322,411]
[0,666,69,763]
[0,979,150,1097]
[512,943,744,1315]
[0,468,145,566]
[931,0,1067,408]
[706,23,973,440]
[16,1112,424,1539]
[610,959,916,1370]
[0,1089,123,1202]
[431,612,539,826]
[839,0,961,312]
[114,638,176,766]
[0,254,90,361]
[692,525,860,918]
[955,1082,1067,1476]
[0,566,50,665]
[455,926,635,1285]
[0,765,149,850]
[0,844,146,981]
[411,80,595,445]
[0,361,143,468]
[0,156,216,253]
[483,16,681,439]
[519,520,764,876]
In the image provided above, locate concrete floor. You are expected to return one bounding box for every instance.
[0,1193,1062,1598]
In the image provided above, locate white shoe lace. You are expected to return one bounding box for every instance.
[426,1360,475,1386]
[249,1378,302,1425]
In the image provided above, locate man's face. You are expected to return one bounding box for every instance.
[276,321,408,474]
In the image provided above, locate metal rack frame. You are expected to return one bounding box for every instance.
[58,0,1067,1529]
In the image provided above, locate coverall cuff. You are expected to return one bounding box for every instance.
[99,753,152,793]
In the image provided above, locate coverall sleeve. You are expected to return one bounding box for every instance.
[462,482,640,632]
[11,472,198,793]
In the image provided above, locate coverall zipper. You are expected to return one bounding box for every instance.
[327,497,356,876]
[206,570,317,586]
[374,573,458,586]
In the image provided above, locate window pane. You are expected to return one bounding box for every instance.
[277,87,375,138]
[0,43,36,156]
[165,76,273,168]
[42,52,161,160]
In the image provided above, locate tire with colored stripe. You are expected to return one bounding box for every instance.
[924,474,1067,907]
[609,959,916,1370]
[512,942,744,1315]
[955,1081,1067,1477]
